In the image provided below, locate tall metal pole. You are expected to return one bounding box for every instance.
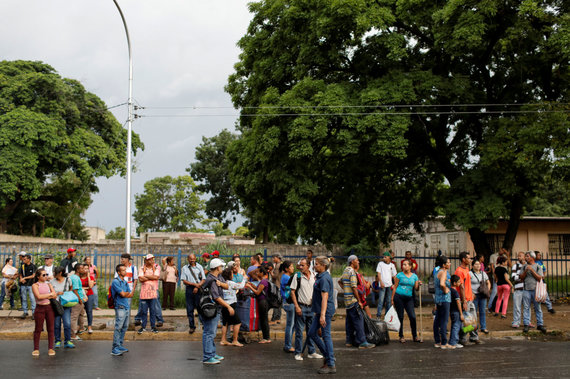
[112,0,133,254]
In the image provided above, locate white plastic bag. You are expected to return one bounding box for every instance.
[463,302,477,327]
[384,306,401,332]
[535,279,547,303]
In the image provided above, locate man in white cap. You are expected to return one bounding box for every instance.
[137,254,161,334]
[201,258,234,364]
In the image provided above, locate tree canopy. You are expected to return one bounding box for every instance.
[133,175,204,233]
[0,60,144,239]
[226,0,569,254]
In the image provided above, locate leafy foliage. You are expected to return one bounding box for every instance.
[106,226,126,240]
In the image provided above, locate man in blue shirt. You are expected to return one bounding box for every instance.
[308,256,336,374]
[180,253,205,333]
[111,264,133,356]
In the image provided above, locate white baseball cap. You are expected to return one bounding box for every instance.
[209,258,226,269]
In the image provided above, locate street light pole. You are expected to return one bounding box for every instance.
[112,0,133,254]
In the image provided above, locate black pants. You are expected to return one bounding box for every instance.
[162,282,176,308]
[393,293,417,339]
[258,298,270,340]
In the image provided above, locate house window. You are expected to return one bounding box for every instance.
[486,234,505,254]
[448,233,459,252]
[548,234,570,255]
[430,235,441,255]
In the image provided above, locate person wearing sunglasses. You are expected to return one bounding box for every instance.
[31,268,58,356]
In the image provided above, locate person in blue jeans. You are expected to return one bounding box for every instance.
[111,264,133,356]
[448,275,464,349]
[308,256,336,375]
[375,252,396,318]
[470,260,490,333]
[18,254,37,318]
[51,267,74,349]
[279,261,296,353]
[433,256,451,349]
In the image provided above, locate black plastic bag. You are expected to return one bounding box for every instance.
[359,307,389,345]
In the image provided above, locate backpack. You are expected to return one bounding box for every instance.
[107,285,115,309]
[267,281,282,308]
[285,272,302,304]
[198,286,217,319]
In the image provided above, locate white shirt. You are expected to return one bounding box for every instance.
[2,265,17,284]
[290,271,315,306]
[376,261,397,287]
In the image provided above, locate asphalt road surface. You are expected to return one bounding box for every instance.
[2,339,569,378]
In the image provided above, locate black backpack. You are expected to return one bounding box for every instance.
[285,272,302,304]
[198,287,217,319]
[267,281,282,308]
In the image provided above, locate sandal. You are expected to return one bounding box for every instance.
[259,339,272,344]
[231,342,244,347]
[220,341,231,346]
[399,337,406,343]
[413,338,423,343]
[482,329,489,334]
[32,350,39,356]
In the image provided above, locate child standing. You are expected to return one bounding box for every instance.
[448,275,464,349]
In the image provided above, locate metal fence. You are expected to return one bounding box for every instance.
[1,244,568,301]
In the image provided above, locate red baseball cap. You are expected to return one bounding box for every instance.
[211,250,220,257]
[201,252,210,259]
[67,248,76,253]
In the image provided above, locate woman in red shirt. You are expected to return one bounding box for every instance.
[78,264,95,334]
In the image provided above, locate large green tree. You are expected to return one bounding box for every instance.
[133,175,204,233]
[226,0,569,255]
[0,60,143,239]
[188,129,240,228]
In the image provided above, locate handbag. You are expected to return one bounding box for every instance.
[50,298,64,316]
[474,271,490,299]
[160,267,168,281]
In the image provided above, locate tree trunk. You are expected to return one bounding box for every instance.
[262,226,269,244]
[468,227,493,261]
[502,197,523,253]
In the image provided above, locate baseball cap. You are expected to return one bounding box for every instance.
[383,251,391,257]
[67,248,76,254]
[144,254,154,260]
[202,252,210,259]
[347,255,358,264]
[44,254,54,259]
[209,258,225,269]
[227,261,236,269]
[211,250,220,257]
[18,251,27,257]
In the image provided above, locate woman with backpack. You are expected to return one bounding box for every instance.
[246,266,271,343]
[279,260,296,352]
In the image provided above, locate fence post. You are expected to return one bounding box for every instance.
[264,248,267,262]
[177,248,182,286]
[94,247,98,267]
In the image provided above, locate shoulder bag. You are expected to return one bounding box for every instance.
[474,271,490,299]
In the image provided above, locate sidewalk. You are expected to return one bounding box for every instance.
[0,303,567,341]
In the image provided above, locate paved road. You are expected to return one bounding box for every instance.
[3,339,569,378]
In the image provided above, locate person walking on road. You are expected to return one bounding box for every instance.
[31,268,57,356]
[111,264,134,356]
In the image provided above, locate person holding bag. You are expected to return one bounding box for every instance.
[391,259,422,343]
[50,267,75,349]
[32,268,58,356]
[470,260,490,334]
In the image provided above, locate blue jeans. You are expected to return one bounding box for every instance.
[473,294,487,330]
[139,299,157,328]
[294,305,316,354]
[154,290,164,322]
[20,285,36,314]
[185,287,201,329]
[376,287,392,317]
[345,304,366,346]
[523,289,543,326]
[283,302,295,350]
[92,284,99,308]
[84,294,95,326]
[202,313,219,362]
[0,282,15,308]
[309,313,335,367]
[512,290,523,326]
[54,306,72,343]
[112,306,130,350]
[488,282,497,310]
[433,302,450,345]
[449,310,462,346]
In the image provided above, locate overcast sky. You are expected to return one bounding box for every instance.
[0,0,253,234]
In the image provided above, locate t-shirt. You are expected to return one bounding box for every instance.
[60,257,77,274]
[340,266,358,308]
[290,271,315,306]
[181,263,205,288]
[489,253,499,269]
[42,265,54,278]
[111,277,131,309]
[280,274,290,300]
[80,275,95,296]
[376,261,397,287]
[450,288,461,312]
[469,271,489,295]
[511,262,525,290]
[19,263,37,286]
[495,266,509,286]
[2,265,17,284]
[312,271,335,316]
[50,277,71,297]
[164,265,177,283]
[203,273,223,303]
[395,272,419,297]
[69,274,85,301]
[256,278,270,300]
[400,258,418,273]
[222,278,246,305]
[454,265,473,302]
[522,263,543,291]
[139,265,160,300]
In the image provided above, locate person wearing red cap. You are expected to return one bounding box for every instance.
[202,253,211,275]
[60,248,78,275]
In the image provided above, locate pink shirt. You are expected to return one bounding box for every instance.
[165,265,177,283]
[139,264,161,299]
[35,282,51,305]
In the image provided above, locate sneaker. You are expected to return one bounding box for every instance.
[203,358,220,365]
[512,324,519,328]
[54,341,61,348]
[358,342,375,349]
[110,349,123,356]
[21,312,28,319]
[434,343,441,348]
[345,343,353,347]
[308,352,323,359]
[71,336,82,341]
[156,322,164,327]
[548,309,555,314]
[317,366,336,374]
[134,320,142,326]
[523,325,529,333]
[137,328,147,334]
[64,341,75,349]
[529,323,535,328]
[151,328,159,333]
[447,345,456,350]
[48,349,55,356]
[189,328,196,334]
[214,355,224,361]
[537,325,547,334]
[455,344,463,348]
[77,328,85,335]
[118,346,129,353]
[294,354,304,361]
